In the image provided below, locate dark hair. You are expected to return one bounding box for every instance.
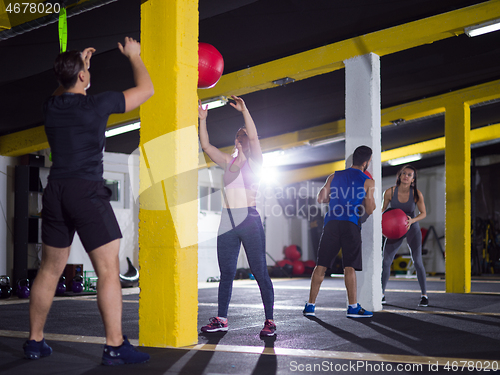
[54,50,85,89]
[235,126,247,138]
[352,145,372,167]
[396,164,419,203]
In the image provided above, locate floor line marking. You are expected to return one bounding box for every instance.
[187,343,499,369]
[1,330,495,369]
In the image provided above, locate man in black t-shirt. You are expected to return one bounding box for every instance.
[24,37,154,366]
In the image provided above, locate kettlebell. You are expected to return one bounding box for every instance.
[71,275,83,293]
[55,276,66,296]
[16,279,30,299]
[0,275,12,299]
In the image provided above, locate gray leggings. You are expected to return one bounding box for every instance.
[217,207,274,320]
[382,222,427,295]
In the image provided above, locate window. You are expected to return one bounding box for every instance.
[199,186,222,212]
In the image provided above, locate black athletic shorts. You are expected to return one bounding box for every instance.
[317,220,363,271]
[42,179,122,252]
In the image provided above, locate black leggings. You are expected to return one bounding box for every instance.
[217,207,274,320]
[382,222,427,295]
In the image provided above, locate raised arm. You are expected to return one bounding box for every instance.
[198,101,232,168]
[118,37,154,113]
[317,173,335,204]
[230,96,263,165]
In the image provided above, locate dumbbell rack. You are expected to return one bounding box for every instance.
[83,271,98,293]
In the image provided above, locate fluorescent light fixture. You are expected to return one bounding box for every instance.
[308,134,345,147]
[465,18,500,37]
[105,122,141,138]
[387,153,422,166]
[201,96,228,110]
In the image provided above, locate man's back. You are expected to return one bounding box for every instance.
[325,168,369,226]
[44,92,125,181]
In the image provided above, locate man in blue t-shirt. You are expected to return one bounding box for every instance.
[303,146,376,318]
[24,38,154,365]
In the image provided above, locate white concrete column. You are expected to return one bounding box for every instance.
[344,53,382,312]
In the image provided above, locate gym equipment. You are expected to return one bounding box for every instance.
[391,255,411,274]
[16,279,30,299]
[56,276,66,295]
[382,208,408,239]
[275,259,293,277]
[71,275,83,293]
[284,245,302,261]
[292,260,305,275]
[235,268,250,279]
[304,260,316,275]
[119,257,139,288]
[0,275,12,299]
[198,43,224,89]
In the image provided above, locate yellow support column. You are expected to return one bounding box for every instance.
[444,101,471,293]
[139,0,199,347]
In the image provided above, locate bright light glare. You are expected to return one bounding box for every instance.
[105,122,141,138]
[201,96,228,110]
[262,150,286,167]
[465,19,500,37]
[261,167,278,185]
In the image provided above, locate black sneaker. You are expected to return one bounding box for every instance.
[381,296,386,305]
[23,338,53,360]
[418,296,429,307]
[102,336,150,366]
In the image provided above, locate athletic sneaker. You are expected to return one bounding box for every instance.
[102,336,150,366]
[346,303,373,318]
[381,296,386,305]
[23,338,52,360]
[418,296,429,307]
[260,319,276,336]
[201,317,228,333]
[303,303,316,316]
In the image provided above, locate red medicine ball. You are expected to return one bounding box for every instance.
[284,245,301,261]
[382,208,408,239]
[198,43,224,89]
[292,260,305,276]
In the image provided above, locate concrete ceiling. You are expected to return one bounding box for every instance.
[1,0,500,180]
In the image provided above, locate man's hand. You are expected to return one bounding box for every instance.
[118,37,141,59]
[81,47,96,70]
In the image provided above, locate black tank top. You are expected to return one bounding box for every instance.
[390,186,416,218]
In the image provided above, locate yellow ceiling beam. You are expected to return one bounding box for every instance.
[198,0,500,100]
[279,160,346,186]
[2,2,500,157]
[282,123,500,184]
[381,79,500,125]
[0,108,140,157]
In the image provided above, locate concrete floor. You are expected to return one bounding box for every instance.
[1,276,500,374]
